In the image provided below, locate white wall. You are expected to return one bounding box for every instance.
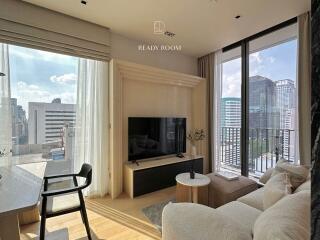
[110,33,198,75]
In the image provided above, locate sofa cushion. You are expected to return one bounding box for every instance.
[162,202,253,240]
[294,179,311,193]
[253,191,310,240]
[271,159,309,189]
[263,173,292,209]
[237,187,264,211]
[217,201,262,234]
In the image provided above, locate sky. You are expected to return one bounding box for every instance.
[222,39,297,98]
[9,45,78,116]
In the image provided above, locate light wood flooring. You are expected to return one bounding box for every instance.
[20,186,176,240]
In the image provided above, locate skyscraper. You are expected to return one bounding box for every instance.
[10,98,28,144]
[275,79,296,161]
[221,97,241,128]
[275,79,296,129]
[220,97,241,166]
[249,75,279,130]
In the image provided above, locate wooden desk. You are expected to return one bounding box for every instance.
[0,162,46,240]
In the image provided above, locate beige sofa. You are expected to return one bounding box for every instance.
[162,169,310,240]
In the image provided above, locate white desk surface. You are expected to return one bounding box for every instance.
[0,162,46,216]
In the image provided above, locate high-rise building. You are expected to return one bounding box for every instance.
[220,97,241,166]
[10,98,28,144]
[275,79,296,128]
[221,97,241,128]
[28,99,76,144]
[275,79,296,161]
[249,75,279,130]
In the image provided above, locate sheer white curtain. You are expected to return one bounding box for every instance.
[74,58,109,197]
[296,12,311,166]
[213,50,223,172]
[0,43,12,167]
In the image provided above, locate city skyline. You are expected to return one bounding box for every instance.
[222,39,297,98]
[9,45,78,116]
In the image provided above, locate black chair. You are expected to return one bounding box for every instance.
[40,163,92,240]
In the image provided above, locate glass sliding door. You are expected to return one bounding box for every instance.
[216,47,242,174]
[215,18,299,177]
[248,23,298,177]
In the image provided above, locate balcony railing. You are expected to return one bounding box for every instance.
[220,127,295,175]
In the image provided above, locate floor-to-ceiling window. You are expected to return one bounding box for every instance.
[248,24,298,176]
[216,19,298,177]
[8,45,78,176]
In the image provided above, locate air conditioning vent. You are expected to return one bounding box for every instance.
[164,31,175,37]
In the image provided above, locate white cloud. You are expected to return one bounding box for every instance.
[50,73,77,85]
[13,81,76,118]
[268,57,275,63]
[249,51,268,77]
[250,52,262,64]
[222,71,241,98]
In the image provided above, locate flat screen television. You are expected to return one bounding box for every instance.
[128,117,186,161]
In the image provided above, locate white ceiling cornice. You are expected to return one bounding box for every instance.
[116,59,204,88]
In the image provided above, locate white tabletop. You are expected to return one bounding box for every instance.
[176,173,210,187]
[0,162,46,216]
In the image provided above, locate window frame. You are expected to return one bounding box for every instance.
[222,17,298,176]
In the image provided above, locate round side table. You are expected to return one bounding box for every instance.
[175,173,210,205]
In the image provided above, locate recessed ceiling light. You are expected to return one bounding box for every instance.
[235,15,241,19]
[81,0,87,5]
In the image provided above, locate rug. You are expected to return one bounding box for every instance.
[141,199,175,232]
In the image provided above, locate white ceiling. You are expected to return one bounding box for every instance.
[23,0,310,57]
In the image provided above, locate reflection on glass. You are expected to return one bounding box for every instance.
[248,37,298,176]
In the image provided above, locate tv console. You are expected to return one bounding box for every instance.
[124,155,204,198]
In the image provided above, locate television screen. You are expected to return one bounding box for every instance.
[128,117,186,161]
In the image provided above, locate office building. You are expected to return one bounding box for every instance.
[28,99,76,144]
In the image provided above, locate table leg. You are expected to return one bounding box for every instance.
[176,183,192,202]
[0,213,20,240]
[192,186,209,205]
[192,187,197,203]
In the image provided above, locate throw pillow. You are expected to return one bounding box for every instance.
[271,159,309,189]
[254,191,310,240]
[259,167,274,184]
[263,173,292,210]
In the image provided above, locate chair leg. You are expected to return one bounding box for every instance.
[40,216,46,240]
[40,197,47,240]
[79,192,92,240]
[81,205,92,240]
[80,208,85,223]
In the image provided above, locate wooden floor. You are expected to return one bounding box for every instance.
[20,187,175,240]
